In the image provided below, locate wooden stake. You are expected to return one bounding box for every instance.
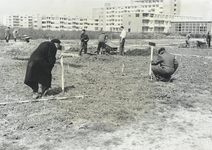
[121,64,125,73]
[149,46,154,80]
[60,55,64,93]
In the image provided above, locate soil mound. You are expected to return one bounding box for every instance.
[125,48,157,56]
[74,54,119,64]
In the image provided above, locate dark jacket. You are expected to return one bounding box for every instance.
[206,34,211,41]
[80,33,89,43]
[152,52,178,74]
[24,41,57,89]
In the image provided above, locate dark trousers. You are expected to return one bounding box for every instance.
[186,40,190,48]
[119,38,125,55]
[151,66,176,82]
[97,42,106,54]
[5,35,10,43]
[79,42,87,55]
[32,82,48,94]
[207,39,211,48]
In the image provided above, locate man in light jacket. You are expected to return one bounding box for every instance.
[119,26,126,55]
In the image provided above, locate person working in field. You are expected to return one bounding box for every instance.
[206,31,211,48]
[13,29,19,42]
[24,39,62,99]
[5,27,11,43]
[22,34,31,43]
[151,47,179,82]
[185,32,191,48]
[119,26,126,55]
[96,32,108,54]
[79,29,89,56]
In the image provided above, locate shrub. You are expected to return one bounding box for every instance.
[0,26,206,40]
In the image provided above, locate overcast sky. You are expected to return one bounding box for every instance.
[0,0,130,18]
[0,0,212,23]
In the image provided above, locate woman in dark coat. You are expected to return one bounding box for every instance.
[24,39,62,99]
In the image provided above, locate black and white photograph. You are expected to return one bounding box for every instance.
[0,0,212,149]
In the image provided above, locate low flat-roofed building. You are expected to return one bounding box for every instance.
[123,12,202,33]
[170,20,212,34]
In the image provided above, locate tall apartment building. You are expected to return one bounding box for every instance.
[3,14,33,28]
[133,0,181,15]
[92,0,182,32]
[33,14,100,31]
[123,12,202,33]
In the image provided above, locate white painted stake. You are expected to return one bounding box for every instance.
[149,46,154,80]
[122,64,125,73]
[60,55,64,93]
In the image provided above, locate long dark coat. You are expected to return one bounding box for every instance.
[24,41,57,89]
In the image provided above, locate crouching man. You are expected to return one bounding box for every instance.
[151,47,178,82]
[24,39,62,99]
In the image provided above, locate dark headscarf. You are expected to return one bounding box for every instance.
[51,39,61,44]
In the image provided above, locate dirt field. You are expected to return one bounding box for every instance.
[0,39,212,150]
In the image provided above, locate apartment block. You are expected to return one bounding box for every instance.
[3,14,33,28]
[133,0,181,15]
[123,12,202,33]
[33,14,100,31]
[93,0,182,32]
[170,20,212,34]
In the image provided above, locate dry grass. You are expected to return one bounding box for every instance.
[0,39,212,149]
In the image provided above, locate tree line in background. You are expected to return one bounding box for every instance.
[0,26,206,40]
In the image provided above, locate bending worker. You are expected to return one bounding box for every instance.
[151,47,178,82]
[24,39,62,99]
[96,32,108,54]
[13,29,19,42]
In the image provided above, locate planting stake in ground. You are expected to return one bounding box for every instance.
[149,42,156,80]
[61,55,65,93]
[122,64,125,73]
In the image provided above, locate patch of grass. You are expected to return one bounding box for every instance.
[103,137,123,146]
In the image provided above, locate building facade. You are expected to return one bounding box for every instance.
[133,0,181,15]
[170,20,212,34]
[92,0,182,32]
[2,0,208,33]
[3,14,33,28]
[123,12,202,33]
[33,15,100,31]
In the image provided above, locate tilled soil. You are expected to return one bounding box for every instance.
[0,39,212,150]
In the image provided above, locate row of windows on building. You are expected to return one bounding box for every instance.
[175,23,208,27]
[106,4,161,10]
[105,8,160,15]
[8,16,33,19]
[174,23,208,32]
[106,0,164,10]
[175,27,207,32]
[41,17,97,22]
[40,21,98,25]
[137,0,164,3]
[39,26,99,30]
